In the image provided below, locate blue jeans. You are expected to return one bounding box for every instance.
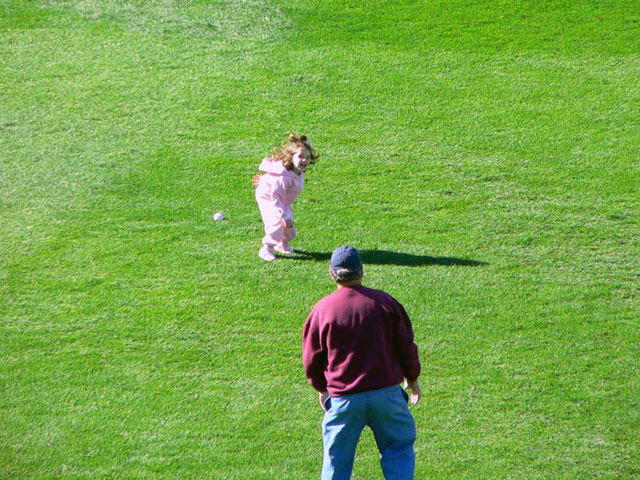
[321,385,416,480]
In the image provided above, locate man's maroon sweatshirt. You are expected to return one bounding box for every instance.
[303,285,421,396]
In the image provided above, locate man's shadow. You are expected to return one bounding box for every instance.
[289,249,486,267]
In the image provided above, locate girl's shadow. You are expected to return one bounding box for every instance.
[290,250,486,267]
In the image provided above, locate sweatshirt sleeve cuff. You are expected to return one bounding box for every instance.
[311,380,327,392]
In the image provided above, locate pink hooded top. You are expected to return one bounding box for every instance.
[255,157,305,222]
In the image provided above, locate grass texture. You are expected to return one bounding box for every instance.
[1,1,639,478]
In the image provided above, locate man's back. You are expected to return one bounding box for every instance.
[303,285,420,397]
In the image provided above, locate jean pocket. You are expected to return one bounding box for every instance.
[324,396,332,412]
[400,387,410,404]
[384,386,409,404]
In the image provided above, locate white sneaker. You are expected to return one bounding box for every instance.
[274,242,294,254]
[258,246,276,261]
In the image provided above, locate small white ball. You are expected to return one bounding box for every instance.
[213,212,224,221]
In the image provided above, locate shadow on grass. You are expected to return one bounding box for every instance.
[287,250,486,267]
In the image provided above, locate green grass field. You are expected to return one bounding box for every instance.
[1,1,639,478]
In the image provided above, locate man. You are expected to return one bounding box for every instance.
[302,245,422,480]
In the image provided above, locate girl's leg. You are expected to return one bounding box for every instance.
[256,198,285,247]
[277,206,296,253]
[277,226,297,254]
[281,206,297,244]
[282,226,297,243]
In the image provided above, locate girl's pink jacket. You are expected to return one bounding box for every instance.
[255,157,305,224]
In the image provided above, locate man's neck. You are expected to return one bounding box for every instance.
[337,279,362,289]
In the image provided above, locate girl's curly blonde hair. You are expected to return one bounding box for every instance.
[272,133,319,171]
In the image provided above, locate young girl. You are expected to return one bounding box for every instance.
[253,133,319,261]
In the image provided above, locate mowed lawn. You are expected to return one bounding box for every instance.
[1,1,639,479]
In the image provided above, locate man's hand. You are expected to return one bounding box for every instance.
[403,379,422,405]
[319,391,330,411]
[252,174,261,187]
